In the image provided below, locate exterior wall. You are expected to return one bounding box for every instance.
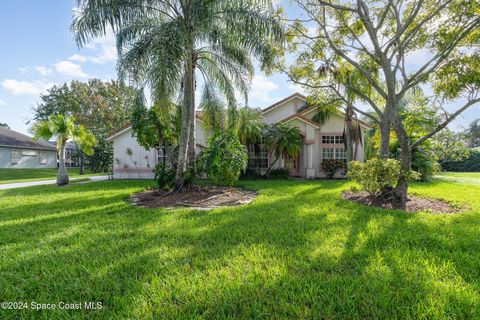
[0,146,56,168]
[195,118,207,148]
[112,128,156,179]
[263,97,307,124]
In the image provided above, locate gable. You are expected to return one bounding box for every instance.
[262,94,308,124]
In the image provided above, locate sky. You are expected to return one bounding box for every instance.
[0,1,476,135]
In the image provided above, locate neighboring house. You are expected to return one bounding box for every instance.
[106,93,371,179]
[0,127,56,168]
[48,141,80,168]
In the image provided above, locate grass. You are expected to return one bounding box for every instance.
[0,179,479,319]
[0,168,101,184]
[435,172,480,184]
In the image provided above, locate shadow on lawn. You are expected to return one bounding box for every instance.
[1,180,479,319]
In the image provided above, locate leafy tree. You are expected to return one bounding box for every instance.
[265,123,303,176]
[200,132,248,185]
[72,0,285,189]
[284,0,480,208]
[0,123,10,129]
[32,79,137,173]
[31,115,96,186]
[464,119,480,148]
[432,129,469,165]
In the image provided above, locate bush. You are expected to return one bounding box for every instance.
[348,158,420,197]
[320,159,346,178]
[200,132,248,185]
[153,162,175,191]
[240,168,262,180]
[267,168,290,180]
[441,150,480,172]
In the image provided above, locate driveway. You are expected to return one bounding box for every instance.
[0,175,109,190]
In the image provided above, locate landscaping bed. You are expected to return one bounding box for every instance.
[131,186,257,209]
[342,191,462,213]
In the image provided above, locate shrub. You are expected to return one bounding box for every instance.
[321,159,346,178]
[441,150,480,172]
[240,168,262,180]
[200,132,248,185]
[267,168,290,179]
[153,163,175,191]
[348,158,419,197]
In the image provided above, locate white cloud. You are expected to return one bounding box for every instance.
[35,66,53,76]
[287,82,307,95]
[53,61,89,78]
[69,30,117,64]
[1,79,55,96]
[0,100,6,106]
[249,75,279,102]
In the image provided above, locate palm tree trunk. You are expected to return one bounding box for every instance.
[175,47,194,189]
[265,153,281,177]
[57,139,69,186]
[187,67,196,169]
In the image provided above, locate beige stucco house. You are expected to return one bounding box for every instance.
[106,92,371,179]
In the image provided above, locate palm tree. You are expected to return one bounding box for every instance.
[72,0,284,189]
[264,122,302,176]
[235,107,265,145]
[31,115,96,186]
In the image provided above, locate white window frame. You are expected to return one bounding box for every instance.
[10,149,20,164]
[247,141,268,169]
[321,147,347,163]
[157,145,167,165]
[39,151,47,165]
[322,135,344,144]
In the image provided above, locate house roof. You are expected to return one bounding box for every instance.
[106,111,205,141]
[0,127,56,151]
[261,92,307,114]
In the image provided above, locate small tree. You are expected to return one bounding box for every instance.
[265,123,303,176]
[200,132,248,185]
[31,115,96,186]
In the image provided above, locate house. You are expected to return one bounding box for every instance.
[106,93,371,179]
[48,141,80,168]
[0,127,57,168]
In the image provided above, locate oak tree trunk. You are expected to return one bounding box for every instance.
[392,118,412,209]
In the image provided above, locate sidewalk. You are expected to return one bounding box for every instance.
[0,175,109,190]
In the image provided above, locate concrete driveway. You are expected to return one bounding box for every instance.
[0,175,109,190]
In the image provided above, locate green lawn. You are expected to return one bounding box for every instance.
[0,168,99,184]
[1,179,479,319]
[435,172,480,184]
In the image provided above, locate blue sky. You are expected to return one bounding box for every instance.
[0,1,476,135]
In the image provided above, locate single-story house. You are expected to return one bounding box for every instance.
[106,92,372,179]
[0,127,56,168]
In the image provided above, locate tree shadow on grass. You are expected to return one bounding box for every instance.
[1,180,480,319]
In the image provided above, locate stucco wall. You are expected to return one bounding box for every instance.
[0,147,56,168]
[263,97,307,124]
[112,128,156,179]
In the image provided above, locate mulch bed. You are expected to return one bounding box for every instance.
[130,186,257,210]
[342,191,463,214]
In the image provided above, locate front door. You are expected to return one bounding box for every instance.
[286,154,301,176]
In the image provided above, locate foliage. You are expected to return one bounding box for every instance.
[348,159,419,198]
[2,179,480,319]
[0,122,10,129]
[267,168,290,180]
[72,0,285,186]
[153,163,175,191]
[235,107,265,145]
[464,119,480,148]
[200,132,248,185]
[432,129,470,165]
[265,123,303,173]
[321,159,346,179]
[33,79,137,172]
[441,150,480,172]
[240,168,262,180]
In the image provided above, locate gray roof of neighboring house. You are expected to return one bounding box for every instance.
[0,127,56,151]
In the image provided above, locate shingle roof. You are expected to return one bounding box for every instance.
[0,127,56,151]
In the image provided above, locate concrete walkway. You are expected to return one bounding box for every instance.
[0,175,109,190]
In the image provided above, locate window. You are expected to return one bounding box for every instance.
[157,145,167,165]
[39,152,47,165]
[247,142,268,169]
[10,150,20,164]
[322,135,344,144]
[322,147,347,163]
